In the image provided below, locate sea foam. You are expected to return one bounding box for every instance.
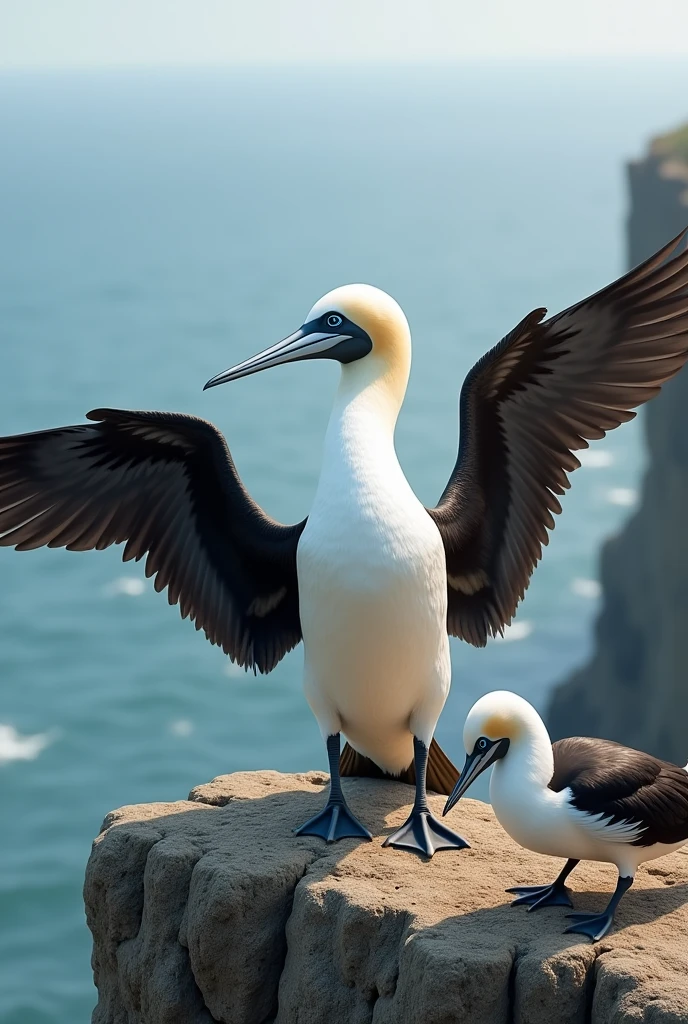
[0,724,54,764]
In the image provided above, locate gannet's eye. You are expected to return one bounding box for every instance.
[477,737,488,751]
[326,313,343,328]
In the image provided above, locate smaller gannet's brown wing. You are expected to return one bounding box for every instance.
[552,737,688,848]
[0,408,306,673]
[428,229,688,646]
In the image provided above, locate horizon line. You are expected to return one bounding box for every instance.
[2,53,688,74]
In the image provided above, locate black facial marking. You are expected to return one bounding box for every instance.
[298,312,373,365]
[472,735,510,761]
[327,335,374,363]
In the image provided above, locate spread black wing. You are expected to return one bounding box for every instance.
[550,736,688,847]
[428,229,688,646]
[0,408,306,673]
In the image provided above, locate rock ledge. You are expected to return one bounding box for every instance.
[85,770,688,1023]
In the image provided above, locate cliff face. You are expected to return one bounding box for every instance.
[627,133,688,268]
[85,770,688,1024]
[548,126,688,761]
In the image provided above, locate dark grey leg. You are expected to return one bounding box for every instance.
[383,737,470,858]
[564,874,634,941]
[507,858,580,911]
[294,733,372,843]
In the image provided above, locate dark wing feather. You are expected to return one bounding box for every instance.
[550,737,688,847]
[0,408,306,673]
[428,229,688,646]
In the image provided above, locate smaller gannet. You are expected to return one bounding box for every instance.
[443,691,688,940]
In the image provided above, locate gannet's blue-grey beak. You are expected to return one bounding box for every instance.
[203,316,372,390]
[443,737,510,815]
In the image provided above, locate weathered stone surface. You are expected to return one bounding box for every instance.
[85,770,688,1023]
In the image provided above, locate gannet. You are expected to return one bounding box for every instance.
[1,230,688,857]
[443,690,688,939]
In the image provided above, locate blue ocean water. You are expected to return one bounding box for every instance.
[1,61,688,1023]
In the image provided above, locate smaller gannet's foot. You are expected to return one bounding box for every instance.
[294,800,372,843]
[564,874,631,941]
[383,809,470,858]
[507,882,574,911]
[564,911,615,942]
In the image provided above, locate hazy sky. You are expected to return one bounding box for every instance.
[1,0,688,69]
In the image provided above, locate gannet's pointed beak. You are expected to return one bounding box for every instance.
[443,737,510,815]
[203,318,372,390]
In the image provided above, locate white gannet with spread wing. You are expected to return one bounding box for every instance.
[1,230,688,856]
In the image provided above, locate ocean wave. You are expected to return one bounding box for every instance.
[102,577,146,598]
[0,724,54,764]
[169,719,194,737]
[571,577,602,599]
[224,660,250,679]
[606,487,637,507]
[493,621,533,643]
[578,449,614,468]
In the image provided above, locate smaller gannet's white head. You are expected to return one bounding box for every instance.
[443,691,550,814]
[203,283,412,410]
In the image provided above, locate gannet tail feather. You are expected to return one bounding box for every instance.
[340,738,459,795]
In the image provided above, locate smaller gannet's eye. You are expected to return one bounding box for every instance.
[326,313,343,328]
[477,737,488,751]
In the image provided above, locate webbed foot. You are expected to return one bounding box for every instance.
[294,800,372,843]
[564,911,615,942]
[563,874,632,941]
[383,808,470,858]
[507,882,574,911]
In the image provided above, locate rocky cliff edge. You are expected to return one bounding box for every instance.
[85,770,688,1023]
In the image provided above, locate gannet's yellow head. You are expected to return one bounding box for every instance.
[203,283,411,401]
[443,691,541,814]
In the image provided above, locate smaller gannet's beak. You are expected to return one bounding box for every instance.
[203,321,361,390]
[443,737,510,816]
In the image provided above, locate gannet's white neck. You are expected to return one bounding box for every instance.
[306,320,416,531]
[335,349,409,429]
[316,309,412,483]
